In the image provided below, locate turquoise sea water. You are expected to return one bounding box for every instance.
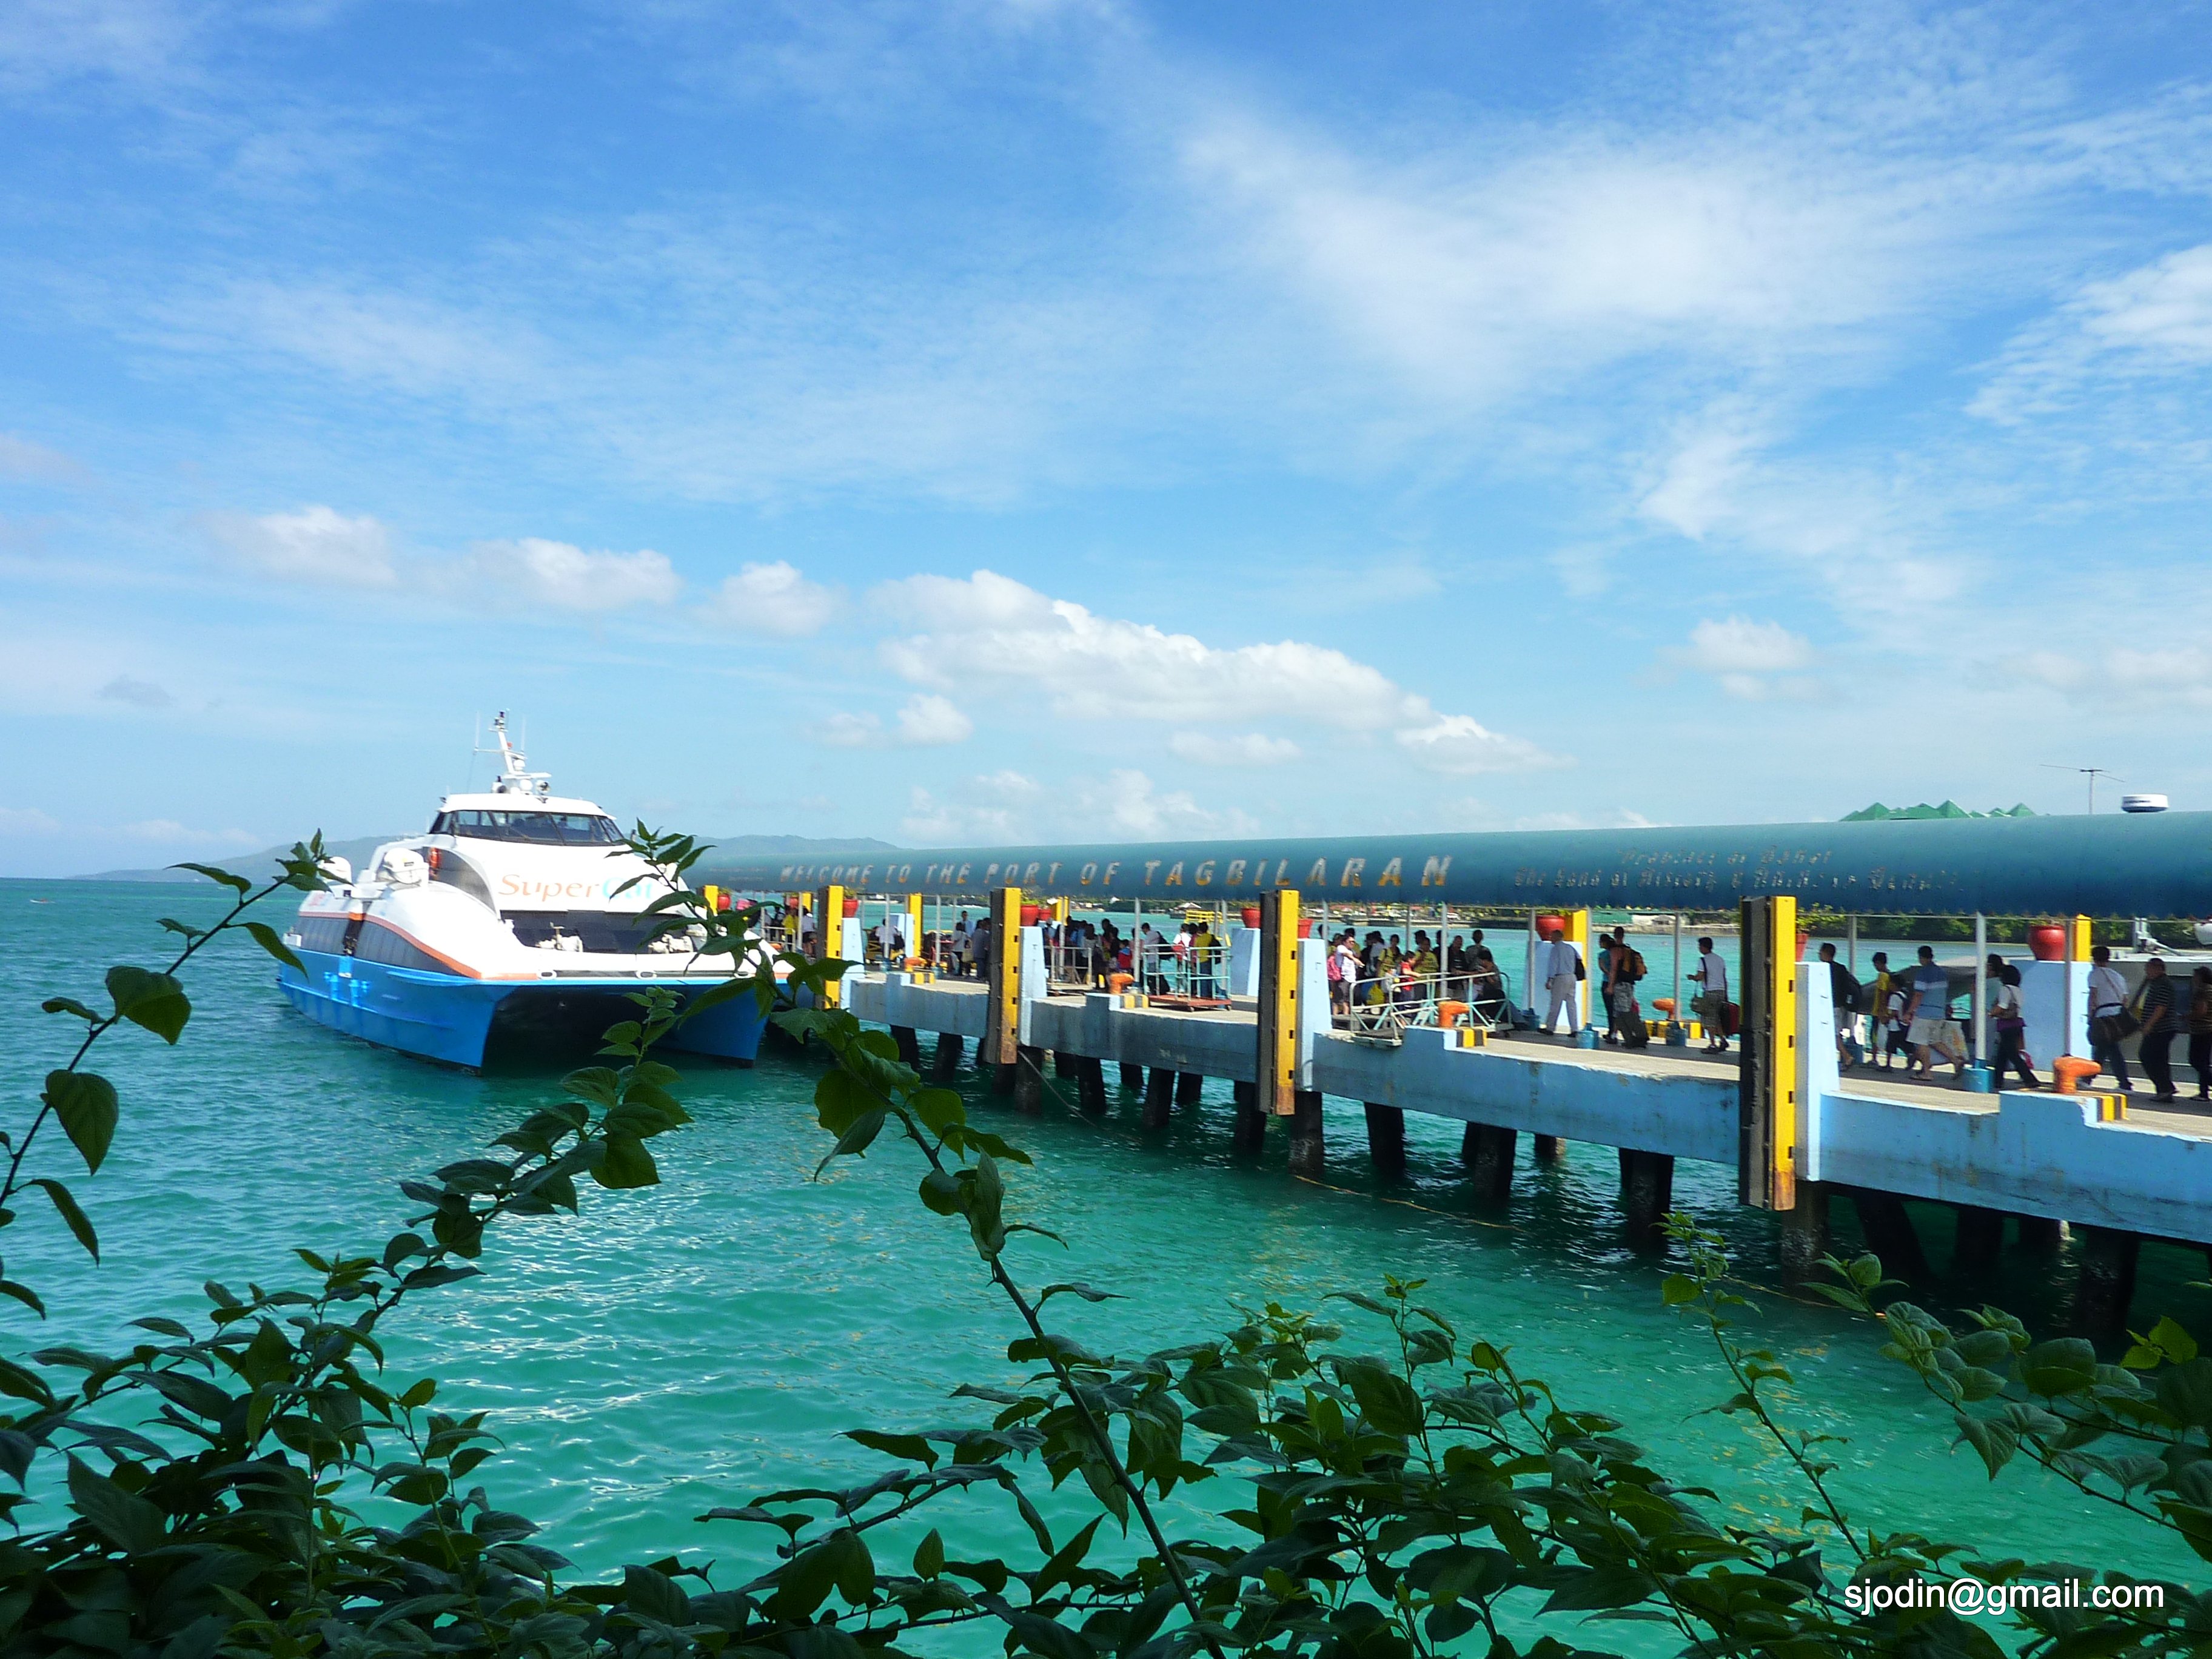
[4,878,2206,1627]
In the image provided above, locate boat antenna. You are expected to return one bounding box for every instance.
[478,710,552,801]
[2040,763,2124,815]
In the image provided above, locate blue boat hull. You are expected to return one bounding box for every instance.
[278,950,771,1070]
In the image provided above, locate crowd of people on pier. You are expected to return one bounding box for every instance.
[795,896,2212,1103]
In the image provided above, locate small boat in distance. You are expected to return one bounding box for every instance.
[277,714,773,1069]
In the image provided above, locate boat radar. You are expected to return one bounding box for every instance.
[482,711,552,802]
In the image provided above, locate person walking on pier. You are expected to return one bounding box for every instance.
[2137,956,2179,1102]
[1905,945,1967,1081]
[1691,937,1729,1054]
[1538,923,1583,1036]
[1818,943,1865,1067]
[2188,965,2212,1101]
[1986,956,2039,1089]
[2088,945,2134,1093]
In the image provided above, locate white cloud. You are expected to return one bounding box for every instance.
[462,538,680,612]
[708,560,839,637]
[1976,244,2212,423]
[0,432,90,484]
[874,569,1558,774]
[115,819,261,848]
[0,805,62,836]
[207,504,397,589]
[811,694,975,749]
[895,693,973,746]
[1185,107,1939,411]
[1167,730,1299,766]
[813,712,880,748]
[1681,616,1815,674]
[901,769,1041,842]
[98,675,171,708]
[1394,715,1563,777]
[1666,617,1821,703]
[1082,768,1239,839]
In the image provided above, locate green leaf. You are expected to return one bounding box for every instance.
[1660,1274,1700,1306]
[172,862,252,895]
[43,1071,118,1175]
[595,1135,660,1189]
[912,1528,947,1580]
[1334,1356,1425,1438]
[918,1170,964,1216]
[31,1179,96,1262]
[67,1456,166,1552]
[39,997,98,1022]
[105,967,190,1044]
[242,921,304,973]
[2021,1338,2099,1397]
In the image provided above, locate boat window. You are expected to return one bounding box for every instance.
[443,810,626,845]
[428,848,498,910]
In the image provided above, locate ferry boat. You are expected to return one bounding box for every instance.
[276,716,775,1069]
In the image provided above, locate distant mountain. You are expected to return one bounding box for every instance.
[1842,801,2036,822]
[78,832,904,883]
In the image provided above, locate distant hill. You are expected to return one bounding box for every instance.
[1842,801,2036,822]
[78,832,903,883]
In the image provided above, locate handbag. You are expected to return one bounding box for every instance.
[2096,1010,2139,1044]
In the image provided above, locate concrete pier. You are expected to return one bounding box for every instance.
[843,899,2212,1279]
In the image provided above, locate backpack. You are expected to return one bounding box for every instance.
[1627,948,1647,982]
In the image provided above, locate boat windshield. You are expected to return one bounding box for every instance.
[433,809,627,845]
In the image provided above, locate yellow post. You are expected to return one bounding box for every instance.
[2070,914,2093,961]
[905,892,924,967]
[983,886,1023,1071]
[1736,894,1798,1211]
[814,884,845,1008]
[1256,890,1301,1116]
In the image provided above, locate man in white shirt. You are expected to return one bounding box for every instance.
[1691,936,1730,1055]
[1539,926,1582,1035]
[2087,943,2134,1091]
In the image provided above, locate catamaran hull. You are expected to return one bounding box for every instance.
[277,950,769,1070]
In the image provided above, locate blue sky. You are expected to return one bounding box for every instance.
[3,1,2210,876]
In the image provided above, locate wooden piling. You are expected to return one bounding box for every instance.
[1078,1055,1108,1116]
[1014,1045,1045,1113]
[1364,1103,1406,1179]
[1176,1071,1204,1106]
[1779,1181,1831,1283]
[1619,1148,1674,1245]
[1952,1205,2007,1276]
[1232,1081,1266,1153]
[1462,1123,1517,1203]
[1532,1134,1563,1165]
[2017,1215,2065,1253]
[891,1025,921,1067]
[1848,1188,1927,1279]
[2074,1226,2141,1337]
[1143,1067,1175,1128]
[1119,1061,1144,1093]
[933,1031,965,1076]
[1287,1090,1324,1178]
